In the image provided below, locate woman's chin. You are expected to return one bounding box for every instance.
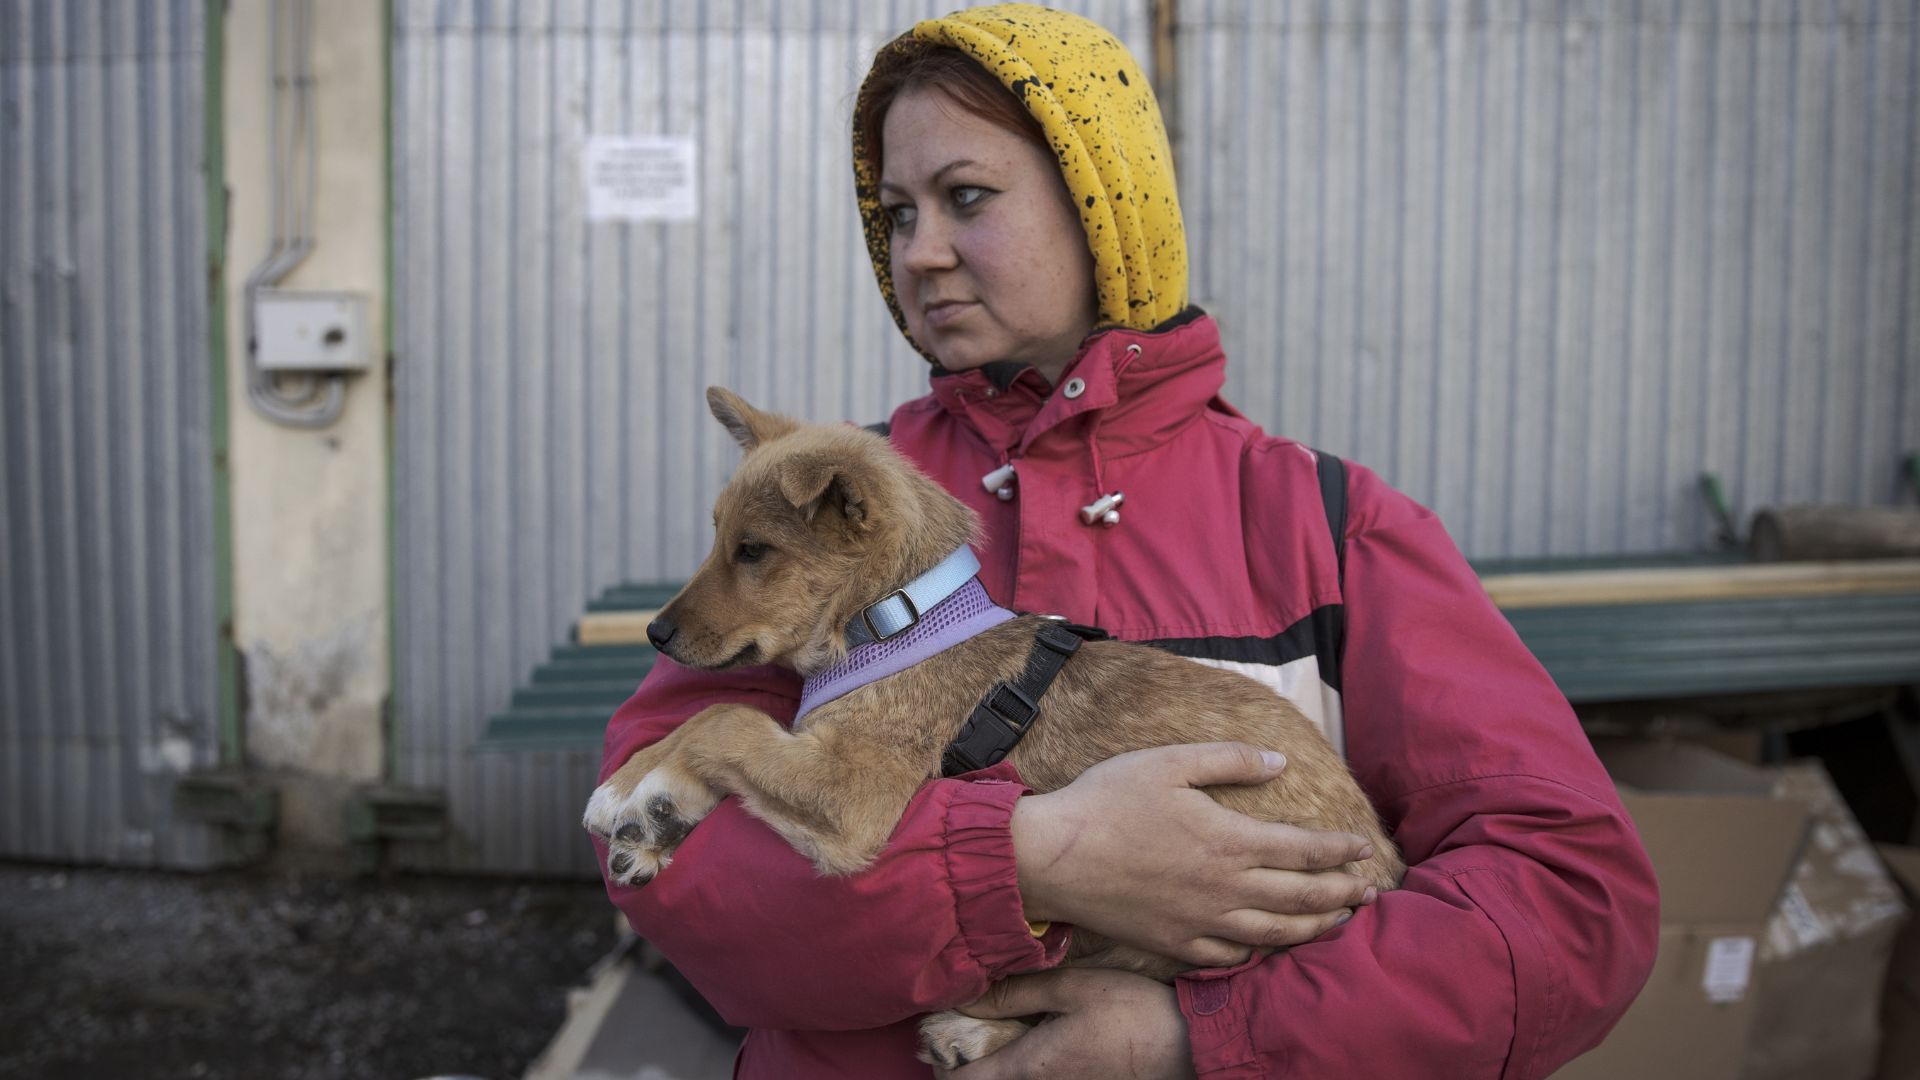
[936,355,990,374]
[929,346,996,374]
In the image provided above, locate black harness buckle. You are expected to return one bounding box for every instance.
[940,618,1096,778]
[982,683,1040,732]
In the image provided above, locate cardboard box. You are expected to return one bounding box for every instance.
[1679,728,1768,765]
[1554,740,1811,1080]
[1878,844,1920,1080]
[1742,764,1908,1080]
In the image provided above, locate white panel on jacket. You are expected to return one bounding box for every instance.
[1179,655,1346,758]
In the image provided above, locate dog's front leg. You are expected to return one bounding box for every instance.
[585,704,926,883]
[671,708,929,876]
[584,705,744,887]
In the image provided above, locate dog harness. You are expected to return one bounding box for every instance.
[794,548,1016,726]
[938,618,1103,778]
[794,545,1097,775]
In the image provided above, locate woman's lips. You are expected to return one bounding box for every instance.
[923,300,976,329]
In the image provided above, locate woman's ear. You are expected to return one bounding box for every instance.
[707,386,797,451]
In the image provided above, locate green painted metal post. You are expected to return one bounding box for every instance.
[205,0,242,766]
[384,0,402,781]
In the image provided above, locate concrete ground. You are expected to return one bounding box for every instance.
[525,941,738,1080]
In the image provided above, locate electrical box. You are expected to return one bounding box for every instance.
[254,288,370,372]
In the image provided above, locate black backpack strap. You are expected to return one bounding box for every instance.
[1314,449,1348,586]
[1313,449,1348,690]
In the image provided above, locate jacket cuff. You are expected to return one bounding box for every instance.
[1176,957,1264,1078]
[942,766,1072,979]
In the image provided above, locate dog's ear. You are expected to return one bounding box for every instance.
[777,454,870,530]
[707,386,796,451]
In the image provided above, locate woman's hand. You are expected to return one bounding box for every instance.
[1011,742,1378,967]
[934,968,1195,1080]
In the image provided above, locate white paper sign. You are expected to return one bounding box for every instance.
[1703,935,1756,1003]
[584,135,697,222]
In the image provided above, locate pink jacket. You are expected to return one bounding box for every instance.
[597,313,1659,1078]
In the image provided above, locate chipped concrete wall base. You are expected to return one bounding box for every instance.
[243,613,380,777]
[224,0,392,852]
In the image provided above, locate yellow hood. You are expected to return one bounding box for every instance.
[852,3,1188,358]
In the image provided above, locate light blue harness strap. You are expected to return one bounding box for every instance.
[844,545,982,648]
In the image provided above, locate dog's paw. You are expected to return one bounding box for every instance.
[582,760,720,887]
[916,1010,1031,1070]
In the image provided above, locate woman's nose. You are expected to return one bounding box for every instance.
[896,215,959,274]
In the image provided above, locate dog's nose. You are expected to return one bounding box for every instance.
[646,616,677,651]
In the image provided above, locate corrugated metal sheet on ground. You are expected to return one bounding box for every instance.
[0,0,222,867]
[392,0,1920,874]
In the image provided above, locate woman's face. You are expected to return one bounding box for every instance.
[879,86,1098,383]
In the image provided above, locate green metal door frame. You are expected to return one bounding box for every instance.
[204,0,241,766]
[383,0,401,781]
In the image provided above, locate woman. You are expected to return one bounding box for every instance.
[596,6,1658,1077]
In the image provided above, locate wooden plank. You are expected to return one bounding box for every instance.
[1483,559,1920,609]
[575,609,660,646]
[1505,595,1920,639]
[567,566,1920,645]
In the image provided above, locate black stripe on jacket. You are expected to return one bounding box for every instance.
[1142,604,1345,695]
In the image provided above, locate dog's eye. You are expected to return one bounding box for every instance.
[734,542,769,564]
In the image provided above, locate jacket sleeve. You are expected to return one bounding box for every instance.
[595,656,1069,1031]
[1176,466,1660,1079]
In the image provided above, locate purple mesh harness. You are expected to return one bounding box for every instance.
[793,577,1015,726]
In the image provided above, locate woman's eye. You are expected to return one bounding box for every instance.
[952,185,990,209]
[884,203,915,230]
[734,542,769,564]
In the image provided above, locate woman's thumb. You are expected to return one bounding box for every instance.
[1129,741,1286,788]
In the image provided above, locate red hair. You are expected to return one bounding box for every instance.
[855,40,1051,181]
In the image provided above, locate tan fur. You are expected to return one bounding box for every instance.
[583,387,1405,1066]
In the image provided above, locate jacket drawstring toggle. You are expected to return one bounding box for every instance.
[1080,491,1123,528]
[981,462,1017,502]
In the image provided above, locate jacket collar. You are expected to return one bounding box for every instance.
[926,309,1228,459]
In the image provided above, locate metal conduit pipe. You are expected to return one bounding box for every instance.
[243,0,345,428]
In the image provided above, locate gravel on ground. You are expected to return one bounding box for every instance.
[0,861,619,1080]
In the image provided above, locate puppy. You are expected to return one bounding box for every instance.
[585,387,1405,1067]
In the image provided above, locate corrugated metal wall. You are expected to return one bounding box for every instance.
[390,0,1150,874]
[1185,0,1920,556]
[391,0,1919,873]
[0,0,223,867]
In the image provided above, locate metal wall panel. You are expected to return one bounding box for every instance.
[0,0,222,868]
[1182,0,1920,557]
[391,0,1151,874]
[393,0,1918,874]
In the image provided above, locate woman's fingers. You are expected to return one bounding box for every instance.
[1236,865,1378,914]
[1010,742,1389,959]
[1221,906,1358,950]
[1099,741,1287,789]
[1234,818,1374,872]
[1167,935,1257,969]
